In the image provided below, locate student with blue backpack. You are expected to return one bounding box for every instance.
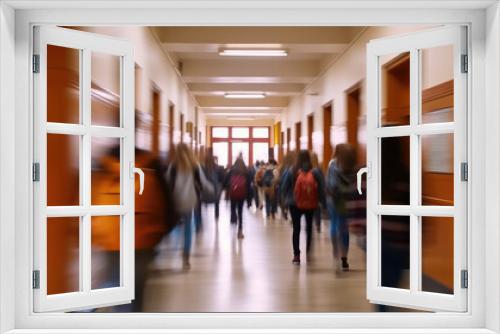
[280,150,326,264]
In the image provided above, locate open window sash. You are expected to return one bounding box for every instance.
[365,26,468,312]
[33,26,136,312]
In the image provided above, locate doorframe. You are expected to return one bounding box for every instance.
[322,101,333,171]
[1,2,497,333]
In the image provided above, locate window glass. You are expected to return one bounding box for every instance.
[232,127,250,138]
[212,127,229,138]
[253,142,269,164]
[91,52,121,127]
[421,45,454,124]
[252,127,269,138]
[379,52,410,127]
[47,45,80,124]
[212,142,229,168]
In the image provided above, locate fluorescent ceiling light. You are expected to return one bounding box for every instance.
[224,93,266,99]
[219,49,287,57]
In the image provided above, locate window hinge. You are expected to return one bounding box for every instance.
[32,55,40,73]
[32,270,40,289]
[461,162,468,182]
[32,163,40,182]
[461,54,468,73]
[461,269,468,289]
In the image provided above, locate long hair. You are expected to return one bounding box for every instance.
[293,150,312,175]
[204,150,216,172]
[173,143,197,173]
[334,143,356,173]
[232,157,247,174]
[279,151,296,176]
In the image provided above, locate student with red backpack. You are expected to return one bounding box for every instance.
[280,150,326,264]
[224,156,251,239]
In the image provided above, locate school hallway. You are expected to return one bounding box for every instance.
[142,202,373,312]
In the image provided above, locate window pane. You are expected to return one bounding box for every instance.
[381,136,410,205]
[232,127,249,139]
[232,142,249,165]
[212,127,229,138]
[91,52,121,127]
[252,127,269,138]
[47,134,80,206]
[381,215,410,289]
[379,52,410,127]
[47,45,80,124]
[92,216,121,290]
[421,45,454,124]
[91,137,121,205]
[212,142,229,168]
[47,217,80,295]
[421,216,454,294]
[253,142,269,164]
[421,133,454,206]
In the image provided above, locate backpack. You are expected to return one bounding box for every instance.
[262,169,274,187]
[294,170,319,210]
[199,167,218,204]
[166,165,198,214]
[229,174,247,201]
[255,168,265,187]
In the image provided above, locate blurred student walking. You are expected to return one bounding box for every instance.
[166,143,213,269]
[281,150,325,264]
[224,156,251,239]
[326,144,357,271]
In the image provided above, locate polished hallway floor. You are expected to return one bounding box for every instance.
[142,200,376,313]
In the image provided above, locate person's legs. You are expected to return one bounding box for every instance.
[290,205,302,258]
[265,193,271,217]
[254,186,260,208]
[183,212,192,268]
[194,202,202,232]
[328,202,340,259]
[237,200,244,238]
[271,195,277,219]
[314,207,321,232]
[230,200,237,223]
[214,200,220,220]
[304,209,314,254]
[338,213,350,258]
[258,187,265,209]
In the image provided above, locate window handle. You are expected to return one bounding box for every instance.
[357,163,370,195]
[134,167,145,195]
[130,162,145,195]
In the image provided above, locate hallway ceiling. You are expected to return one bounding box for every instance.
[153,27,365,119]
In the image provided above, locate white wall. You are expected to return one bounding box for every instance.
[0,3,16,333]
[76,26,205,146]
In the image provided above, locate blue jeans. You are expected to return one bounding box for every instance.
[180,212,193,255]
[265,193,277,217]
[328,202,349,258]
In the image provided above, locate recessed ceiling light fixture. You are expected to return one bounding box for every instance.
[219,49,287,57]
[224,93,266,99]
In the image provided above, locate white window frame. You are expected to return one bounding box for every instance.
[32,26,136,312]
[0,1,498,333]
[365,26,468,312]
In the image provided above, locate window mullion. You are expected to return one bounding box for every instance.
[410,48,421,293]
[81,48,92,294]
